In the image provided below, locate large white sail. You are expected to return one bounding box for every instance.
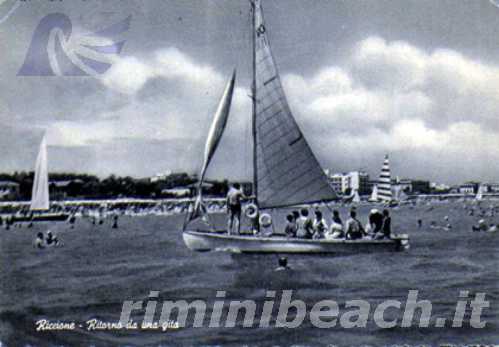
[199,70,236,185]
[188,70,236,223]
[377,155,392,202]
[252,0,336,208]
[30,135,50,211]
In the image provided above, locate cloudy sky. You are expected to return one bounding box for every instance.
[2,0,499,184]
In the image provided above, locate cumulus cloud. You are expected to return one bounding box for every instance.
[281,36,499,182]
[32,37,499,181]
[42,47,251,177]
[101,47,223,95]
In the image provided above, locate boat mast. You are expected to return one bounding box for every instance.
[250,0,260,233]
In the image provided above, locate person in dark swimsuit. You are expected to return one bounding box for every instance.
[227,183,244,234]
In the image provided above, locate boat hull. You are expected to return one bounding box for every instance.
[183,230,409,254]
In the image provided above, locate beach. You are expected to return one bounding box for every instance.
[0,202,498,346]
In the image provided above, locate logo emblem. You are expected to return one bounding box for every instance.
[18,13,131,76]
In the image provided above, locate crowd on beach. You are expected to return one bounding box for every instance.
[1,185,499,238]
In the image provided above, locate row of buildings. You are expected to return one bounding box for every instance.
[1,172,499,201]
[324,170,431,196]
[323,170,499,196]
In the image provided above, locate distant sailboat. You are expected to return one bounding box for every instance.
[369,185,378,202]
[30,135,50,211]
[377,155,393,203]
[352,190,361,204]
[13,135,69,222]
[392,185,408,203]
[476,185,486,201]
[182,0,409,253]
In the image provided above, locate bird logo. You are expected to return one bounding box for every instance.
[18,13,131,76]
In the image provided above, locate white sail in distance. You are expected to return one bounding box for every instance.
[369,185,378,202]
[392,184,408,202]
[30,134,50,211]
[377,155,392,202]
[352,190,361,204]
[476,185,485,200]
[252,0,336,208]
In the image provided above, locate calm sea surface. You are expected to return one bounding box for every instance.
[1,202,498,346]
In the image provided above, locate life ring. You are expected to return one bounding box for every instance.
[245,203,258,219]
[259,213,272,228]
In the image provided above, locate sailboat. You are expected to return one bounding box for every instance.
[377,155,394,204]
[182,0,409,254]
[392,185,409,203]
[343,189,361,204]
[13,135,69,222]
[352,190,361,204]
[476,185,486,201]
[369,185,379,202]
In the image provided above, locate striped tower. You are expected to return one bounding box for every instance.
[377,155,392,202]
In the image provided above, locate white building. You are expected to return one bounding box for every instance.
[458,182,479,195]
[327,171,370,195]
[482,183,499,193]
[430,182,451,192]
[150,170,173,183]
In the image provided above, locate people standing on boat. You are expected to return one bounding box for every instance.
[296,208,313,239]
[284,213,297,238]
[312,210,327,239]
[326,210,344,239]
[345,210,365,240]
[226,183,244,235]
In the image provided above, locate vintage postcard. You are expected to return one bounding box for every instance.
[0,0,498,346]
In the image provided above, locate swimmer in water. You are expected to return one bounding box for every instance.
[45,230,60,247]
[472,219,487,232]
[112,215,118,229]
[275,257,290,271]
[34,232,44,249]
